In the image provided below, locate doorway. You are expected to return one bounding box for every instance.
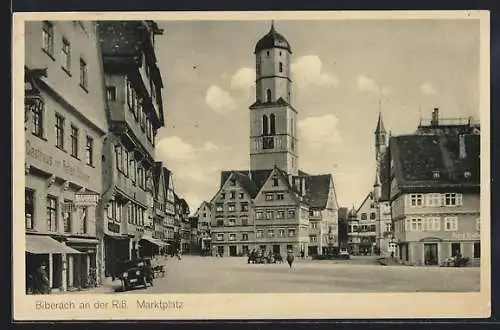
[217,246,224,256]
[52,254,63,289]
[272,245,281,254]
[424,243,439,265]
[229,245,237,256]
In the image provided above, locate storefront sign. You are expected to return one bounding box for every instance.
[452,232,480,240]
[75,193,100,206]
[108,222,120,233]
[26,140,91,182]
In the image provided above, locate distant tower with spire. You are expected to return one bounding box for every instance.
[374,110,388,161]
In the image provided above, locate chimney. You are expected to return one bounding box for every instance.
[459,134,467,159]
[431,107,439,126]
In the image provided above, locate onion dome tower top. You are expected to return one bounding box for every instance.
[254,21,292,54]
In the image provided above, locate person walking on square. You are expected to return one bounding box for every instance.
[286,249,294,269]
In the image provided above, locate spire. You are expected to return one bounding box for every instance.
[375,111,386,134]
[270,20,275,32]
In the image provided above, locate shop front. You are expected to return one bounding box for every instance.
[64,237,99,290]
[103,234,130,279]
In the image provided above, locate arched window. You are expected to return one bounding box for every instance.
[266,89,272,102]
[279,62,283,73]
[262,115,269,136]
[270,114,276,135]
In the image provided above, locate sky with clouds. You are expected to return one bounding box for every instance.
[152,18,480,213]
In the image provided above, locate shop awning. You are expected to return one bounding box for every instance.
[141,237,168,247]
[66,237,99,245]
[26,235,83,254]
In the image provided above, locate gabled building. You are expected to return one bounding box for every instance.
[193,201,212,254]
[163,168,176,253]
[385,108,480,266]
[97,20,165,278]
[208,22,340,258]
[347,207,359,254]
[354,192,378,255]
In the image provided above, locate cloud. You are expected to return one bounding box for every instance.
[357,74,379,92]
[381,86,392,95]
[297,114,342,148]
[157,136,196,160]
[230,67,255,91]
[420,82,438,95]
[202,141,221,151]
[205,85,237,114]
[292,55,339,89]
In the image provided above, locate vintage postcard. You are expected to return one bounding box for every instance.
[13,10,490,320]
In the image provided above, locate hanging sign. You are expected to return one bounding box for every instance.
[75,193,100,206]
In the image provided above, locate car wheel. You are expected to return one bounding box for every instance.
[121,281,127,292]
[142,276,148,288]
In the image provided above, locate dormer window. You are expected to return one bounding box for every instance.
[433,170,440,179]
[273,178,279,186]
[464,171,471,179]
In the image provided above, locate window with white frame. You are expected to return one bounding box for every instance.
[256,230,263,238]
[410,194,423,207]
[255,211,263,219]
[277,193,284,200]
[267,229,274,238]
[425,217,441,231]
[310,235,317,242]
[216,233,224,241]
[311,222,317,229]
[229,233,236,241]
[265,194,274,201]
[278,229,285,237]
[404,219,410,232]
[215,203,223,212]
[444,216,458,231]
[444,193,462,206]
[427,193,442,207]
[288,229,296,237]
[228,218,235,226]
[265,211,273,220]
[276,210,285,219]
[228,204,236,212]
[287,209,295,218]
[385,223,392,233]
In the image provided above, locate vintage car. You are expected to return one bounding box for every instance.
[119,259,154,291]
[338,248,351,260]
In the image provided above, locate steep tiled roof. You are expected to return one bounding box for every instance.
[391,133,480,192]
[305,174,332,209]
[378,150,391,202]
[220,169,273,198]
[375,112,386,134]
[98,21,142,58]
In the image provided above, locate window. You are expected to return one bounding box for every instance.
[229,179,236,186]
[473,242,480,258]
[288,229,296,237]
[476,218,480,232]
[217,233,224,241]
[432,170,440,179]
[278,229,285,237]
[270,114,276,135]
[228,204,236,212]
[215,204,223,212]
[242,233,248,241]
[127,203,132,224]
[42,21,54,56]
[70,125,78,157]
[361,213,367,220]
[228,218,235,226]
[311,222,317,229]
[277,193,284,200]
[46,196,58,232]
[370,212,376,220]
[31,101,44,137]
[265,211,273,220]
[287,209,295,218]
[241,218,248,226]
[220,193,226,200]
[266,89,272,102]
[410,218,423,231]
[115,146,123,171]
[265,194,274,201]
[370,224,376,232]
[273,178,279,186]
[229,233,236,241]
[61,38,71,72]
[444,217,458,231]
[55,114,65,149]
[115,202,122,223]
[129,158,136,182]
[410,194,423,207]
[80,207,88,234]
[427,193,442,207]
[256,230,263,238]
[79,58,88,90]
[464,171,472,179]
[106,86,116,101]
[279,62,283,72]
[25,189,35,230]
[85,136,94,166]
[276,210,285,219]
[216,219,223,227]
[444,193,462,206]
[230,191,236,199]
[404,219,410,232]
[451,243,461,256]
[385,223,392,233]
[425,217,441,231]
[239,192,244,199]
[240,202,249,212]
[262,115,269,135]
[310,235,317,242]
[63,199,73,233]
[267,229,274,238]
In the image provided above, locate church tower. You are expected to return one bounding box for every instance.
[249,22,298,175]
[374,111,388,161]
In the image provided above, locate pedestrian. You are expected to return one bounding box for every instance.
[176,248,182,261]
[286,249,294,269]
[300,250,305,259]
[34,262,50,294]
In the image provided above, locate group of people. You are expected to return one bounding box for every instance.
[28,262,50,294]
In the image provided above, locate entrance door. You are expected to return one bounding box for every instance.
[217,246,224,256]
[424,243,438,265]
[273,245,280,254]
[52,254,63,290]
[229,246,237,256]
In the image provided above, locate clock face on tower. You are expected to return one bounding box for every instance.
[263,136,274,150]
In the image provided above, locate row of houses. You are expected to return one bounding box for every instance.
[24,20,188,293]
[347,107,481,266]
